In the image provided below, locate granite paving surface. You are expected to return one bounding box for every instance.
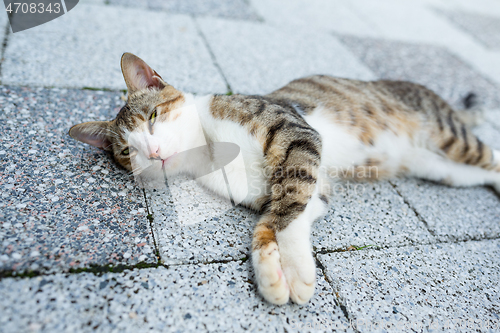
[146,176,257,265]
[106,0,260,20]
[0,86,156,274]
[439,10,500,50]
[250,0,378,37]
[313,181,434,252]
[1,4,227,94]
[197,17,375,95]
[318,240,500,333]
[339,35,500,109]
[0,261,353,333]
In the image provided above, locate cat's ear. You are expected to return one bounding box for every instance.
[121,53,166,94]
[68,121,113,151]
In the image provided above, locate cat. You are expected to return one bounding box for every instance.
[69,53,500,305]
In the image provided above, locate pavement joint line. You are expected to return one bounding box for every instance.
[315,235,500,257]
[0,261,165,281]
[141,188,162,265]
[193,16,233,94]
[313,251,361,333]
[0,17,12,84]
[0,254,250,281]
[388,180,437,238]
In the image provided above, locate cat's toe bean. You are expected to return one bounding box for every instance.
[252,242,290,305]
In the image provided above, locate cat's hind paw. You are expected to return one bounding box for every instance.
[252,242,290,305]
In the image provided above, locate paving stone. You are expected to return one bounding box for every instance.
[0,5,7,39]
[147,0,260,20]
[391,122,500,243]
[146,176,257,265]
[250,0,377,36]
[0,86,156,274]
[340,35,500,109]
[318,240,500,332]
[485,109,500,130]
[1,4,227,94]
[197,17,375,95]
[439,0,500,18]
[0,261,352,333]
[313,181,434,252]
[345,0,471,45]
[439,10,500,50]
[105,0,260,20]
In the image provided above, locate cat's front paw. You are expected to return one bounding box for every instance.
[281,253,316,304]
[252,242,290,305]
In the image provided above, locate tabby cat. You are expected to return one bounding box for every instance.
[69,53,500,305]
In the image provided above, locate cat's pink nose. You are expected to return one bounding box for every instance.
[149,152,160,160]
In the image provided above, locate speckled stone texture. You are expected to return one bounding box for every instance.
[339,36,500,109]
[0,261,353,333]
[146,178,257,265]
[1,4,227,94]
[197,17,375,95]
[313,181,434,252]
[0,86,156,274]
[439,10,500,50]
[319,240,500,333]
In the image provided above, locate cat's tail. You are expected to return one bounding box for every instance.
[455,92,485,127]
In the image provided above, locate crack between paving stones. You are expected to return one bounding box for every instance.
[313,252,361,333]
[141,188,162,265]
[389,180,437,238]
[0,16,12,83]
[0,256,249,280]
[3,234,498,279]
[315,236,500,258]
[192,16,233,95]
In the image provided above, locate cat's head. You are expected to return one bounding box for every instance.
[69,53,198,177]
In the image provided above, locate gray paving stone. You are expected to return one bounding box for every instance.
[318,240,500,332]
[0,261,352,333]
[391,122,500,243]
[340,35,500,109]
[0,86,156,274]
[439,0,500,18]
[439,10,500,50]
[147,0,260,21]
[313,181,435,252]
[146,177,257,265]
[250,0,377,36]
[197,18,375,95]
[105,0,260,20]
[345,0,470,45]
[0,5,7,38]
[1,4,227,94]
[485,109,500,130]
